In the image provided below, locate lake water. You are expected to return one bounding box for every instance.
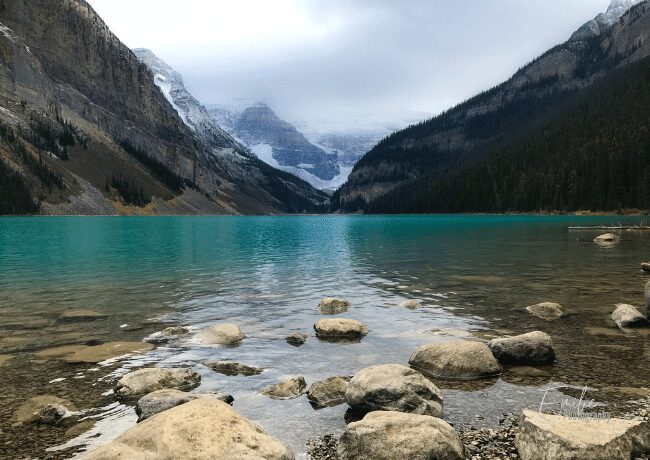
[1,215,649,458]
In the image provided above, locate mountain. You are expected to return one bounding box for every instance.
[0,0,327,215]
[333,0,650,213]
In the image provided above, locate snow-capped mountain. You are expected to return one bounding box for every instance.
[570,0,642,41]
[133,48,241,153]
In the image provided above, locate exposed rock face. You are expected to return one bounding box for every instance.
[116,368,201,397]
[409,341,502,380]
[0,1,327,216]
[314,319,369,340]
[307,376,351,409]
[85,399,294,460]
[261,377,307,400]
[334,0,650,212]
[338,411,465,460]
[193,323,245,345]
[14,396,76,424]
[135,389,233,422]
[318,298,351,315]
[515,409,650,460]
[570,0,642,41]
[285,332,308,346]
[205,360,263,376]
[488,331,556,364]
[526,302,565,320]
[611,304,648,328]
[345,364,443,417]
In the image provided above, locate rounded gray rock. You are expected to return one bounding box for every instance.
[488,331,556,364]
[409,341,502,380]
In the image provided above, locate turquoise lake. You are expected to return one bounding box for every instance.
[1,215,649,458]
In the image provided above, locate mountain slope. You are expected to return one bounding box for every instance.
[0,0,327,215]
[333,0,650,212]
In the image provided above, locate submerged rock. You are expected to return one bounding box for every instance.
[346,364,443,417]
[193,323,246,345]
[61,342,154,364]
[285,332,308,346]
[85,399,294,459]
[338,411,464,460]
[205,360,264,376]
[409,341,502,380]
[314,318,369,340]
[14,396,77,425]
[144,326,190,344]
[261,376,307,400]
[307,376,351,409]
[399,299,422,310]
[641,262,650,273]
[136,389,233,421]
[488,331,556,364]
[58,309,107,322]
[526,302,565,320]
[515,409,650,460]
[611,304,648,328]
[595,233,619,242]
[318,298,351,314]
[116,368,201,397]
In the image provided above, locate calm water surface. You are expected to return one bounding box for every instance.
[1,215,649,457]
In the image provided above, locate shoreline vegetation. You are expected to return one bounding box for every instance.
[6,290,650,459]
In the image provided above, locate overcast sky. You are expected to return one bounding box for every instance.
[87,0,611,132]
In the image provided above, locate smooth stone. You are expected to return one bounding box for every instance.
[314,318,369,340]
[205,360,263,376]
[62,342,154,363]
[193,323,245,345]
[0,354,14,366]
[116,368,202,397]
[488,331,556,364]
[58,309,108,322]
[285,332,308,346]
[346,364,443,417]
[34,344,88,360]
[409,341,502,380]
[594,233,619,242]
[136,389,234,421]
[261,376,307,400]
[338,411,464,460]
[307,376,351,409]
[399,299,422,310]
[641,262,650,272]
[318,298,351,314]
[85,399,294,460]
[14,396,77,424]
[505,366,551,378]
[526,302,565,320]
[612,304,648,328]
[515,409,650,460]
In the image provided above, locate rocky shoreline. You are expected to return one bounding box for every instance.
[4,290,650,459]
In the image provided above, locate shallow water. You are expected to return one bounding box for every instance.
[1,215,649,457]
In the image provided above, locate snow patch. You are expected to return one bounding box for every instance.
[153,74,193,130]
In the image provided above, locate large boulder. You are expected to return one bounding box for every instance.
[193,323,245,345]
[488,331,556,364]
[611,304,648,328]
[515,409,650,460]
[338,411,464,460]
[409,341,502,380]
[307,376,351,409]
[345,364,443,417]
[116,368,201,398]
[85,399,294,459]
[526,302,565,320]
[261,377,307,400]
[318,298,351,314]
[205,360,264,376]
[136,389,233,422]
[314,318,368,340]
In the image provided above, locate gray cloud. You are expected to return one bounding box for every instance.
[88,0,609,131]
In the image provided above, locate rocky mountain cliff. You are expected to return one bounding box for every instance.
[333,0,650,212]
[0,0,327,215]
